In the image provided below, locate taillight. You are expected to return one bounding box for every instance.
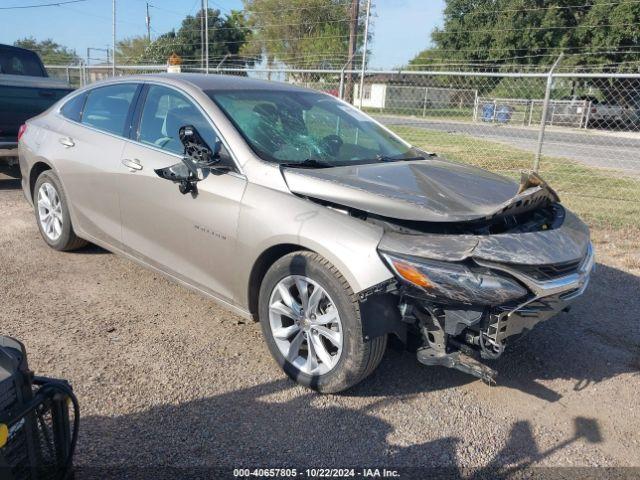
[17,124,27,141]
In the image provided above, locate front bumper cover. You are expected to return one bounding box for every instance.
[478,242,595,343]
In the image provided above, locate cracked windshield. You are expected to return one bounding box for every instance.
[208,90,421,166]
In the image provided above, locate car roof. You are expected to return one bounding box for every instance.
[105,73,315,94]
[0,43,40,55]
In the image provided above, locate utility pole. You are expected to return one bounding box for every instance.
[345,0,360,104]
[146,2,151,42]
[112,0,116,76]
[358,0,371,110]
[204,0,209,74]
[200,0,204,70]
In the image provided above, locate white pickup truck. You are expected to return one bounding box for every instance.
[571,95,628,127]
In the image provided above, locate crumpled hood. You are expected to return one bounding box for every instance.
[283,159,544,222]
[378,209,591,266]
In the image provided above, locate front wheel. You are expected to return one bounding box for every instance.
[258,251,387,393]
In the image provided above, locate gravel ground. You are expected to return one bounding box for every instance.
[1,168,639,477]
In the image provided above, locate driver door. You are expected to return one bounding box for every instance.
[118,84,246,303]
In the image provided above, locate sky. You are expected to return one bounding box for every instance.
[0,0,445,69]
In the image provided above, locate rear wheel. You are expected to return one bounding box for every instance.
[258,251,387,393]
[34,170,86,251]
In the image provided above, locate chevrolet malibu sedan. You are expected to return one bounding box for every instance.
[19,74,594,392]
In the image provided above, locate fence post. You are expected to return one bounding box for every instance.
[473,89,478,121]
[338,70,345,100]
[584,100,592,129]
[422,87,429,117]
[216,53,230,73]
[533,53,564,173]
[473,94,478,122]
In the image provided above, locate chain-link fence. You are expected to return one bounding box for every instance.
[349,70,640,230]
[45,63,640,230]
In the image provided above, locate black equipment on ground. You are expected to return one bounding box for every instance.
[0,336,79,480]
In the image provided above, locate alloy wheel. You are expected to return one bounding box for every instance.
[37,182,63,241]
[268,275,343,376]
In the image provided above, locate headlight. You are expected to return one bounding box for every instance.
[380,252,528,305]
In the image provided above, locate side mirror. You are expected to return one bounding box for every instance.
[154,125,224,196]
[179,125,220,168]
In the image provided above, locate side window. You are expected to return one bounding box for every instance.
[60,93,86,122]
[0,49,45,76]
[81,84,138,136]
[138,85,226,159]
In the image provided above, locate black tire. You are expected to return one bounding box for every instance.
[259,251,387,393]
[33,170,87,251]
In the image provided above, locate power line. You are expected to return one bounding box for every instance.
[433,21,640,35]
[222,0,362,13]
[143,32,363,48]
[0,0,88,9]
[440,0,640,16]
[58,4,142,26]
[408,48,640,65]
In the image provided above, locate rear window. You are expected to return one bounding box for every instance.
[0,48,46,76]
[60,93,86,122]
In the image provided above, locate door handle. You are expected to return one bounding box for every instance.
[58,137,75,148]
[122,158,143,171]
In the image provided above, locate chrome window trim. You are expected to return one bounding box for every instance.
[55,112,247,182]
[56,88,86,112]
[54,79,244,176]
[69,82,139,136]
[134,80,243,175]
[54,82,140,143]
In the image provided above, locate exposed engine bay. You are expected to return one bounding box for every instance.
[286,166,594,383]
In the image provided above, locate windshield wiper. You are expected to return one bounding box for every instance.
[375,154,427,163]
[278,158,334,169]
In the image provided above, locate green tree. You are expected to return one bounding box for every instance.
[145,8,251,67]
[241,0,368,68]
[116,36,151,65]
[409,0,640,70]
[575,0,640,69]
[13,37,80,65]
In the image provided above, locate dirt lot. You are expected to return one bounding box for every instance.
[1,168,639,477]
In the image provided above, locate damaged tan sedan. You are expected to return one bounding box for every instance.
[19,74,594,392]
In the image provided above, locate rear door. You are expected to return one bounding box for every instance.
[51,83,140,246]
[118,83,247,302]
